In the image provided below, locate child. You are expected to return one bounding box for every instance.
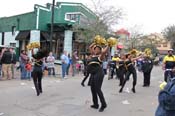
[25,58,32,81]
[102,60,108,75]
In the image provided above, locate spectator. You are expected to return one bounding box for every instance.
[61,51,69,78]
[72,50,78,76]
[155,78,175,116]
[0,48,5,77]
[20,50,28,80]
[66,53,71,75]
[10,47,17,79]
[46,52,55,76]
[1,48,12,80]
[102,60,108,75]
[25,58,32,81]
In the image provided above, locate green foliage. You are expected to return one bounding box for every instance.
[71,0,124,45]
[162,25,175,41]
[162,25,175,50]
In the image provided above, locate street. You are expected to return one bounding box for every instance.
[0,66,163,116]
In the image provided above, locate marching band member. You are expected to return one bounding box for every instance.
[116,54,126,86]
[119,53,141,93]
[141,55,153,87]
[31,49,48,96]
[87,44,109,112]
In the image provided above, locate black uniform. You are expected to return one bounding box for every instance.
[141,57,153,86]
[109,60,116,79]
[32,50,48,96]
[119,59,137,93]
[32,60,43,96]
[116,60,126,86]
[87,56,107,112]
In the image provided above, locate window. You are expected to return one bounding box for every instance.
[163,43,167,47]
[10,43,16,47]
[65,13,79,22]
[12,26,16,36]
[157,44,161,47]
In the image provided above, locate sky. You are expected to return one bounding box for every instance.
[0,0,175,34]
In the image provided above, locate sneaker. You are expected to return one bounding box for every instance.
[131,88,136,93]
[64,76,68,79]
[119,88,123,93]
[81,82,85,87]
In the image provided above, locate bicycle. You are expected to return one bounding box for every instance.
[165,69,173,82]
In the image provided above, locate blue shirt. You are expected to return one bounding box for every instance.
[61,54,69,64]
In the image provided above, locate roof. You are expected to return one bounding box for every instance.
[115,28,130,36]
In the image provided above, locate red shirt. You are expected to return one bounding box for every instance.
[25,63,32,71]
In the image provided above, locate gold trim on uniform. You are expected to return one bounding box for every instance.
[126,63,132,67]
[34,61,42,66]
[98,57,103,63]
[88,61,101,65]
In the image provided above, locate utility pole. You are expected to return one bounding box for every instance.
[50,0,55,51]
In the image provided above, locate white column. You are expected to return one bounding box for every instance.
[29,30,40,58]
[64,30,73,55]
[3,31,19,47]
[30,30,40,43]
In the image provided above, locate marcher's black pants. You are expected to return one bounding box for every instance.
[81,73,90,85]
[143,71,151,86]
[111,67,117,79]
[120,68,137,90]
[116,68,125,86]
[90,71,106,107]
[32,66,43,95]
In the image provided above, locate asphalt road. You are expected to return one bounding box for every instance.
[0,66,163,116]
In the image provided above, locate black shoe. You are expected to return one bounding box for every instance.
[119,88,123,93]
[90,105,99,109]
[37,92,40,96]
[81,83,85,87]
[99,105,107,112]
[143,84,149,87]
[132,88,136,93]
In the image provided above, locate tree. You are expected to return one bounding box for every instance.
[72,0,124,43]
[162,25,175,50]
[71,0,124,56]
[126,25,143,49]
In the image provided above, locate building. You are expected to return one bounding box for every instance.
[0,2,96,58]
[115,28,130,51]
[144,33,171,55]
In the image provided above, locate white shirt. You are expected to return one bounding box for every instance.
[47,55,55,68]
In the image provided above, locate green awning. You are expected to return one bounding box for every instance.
[15,31,30,40]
